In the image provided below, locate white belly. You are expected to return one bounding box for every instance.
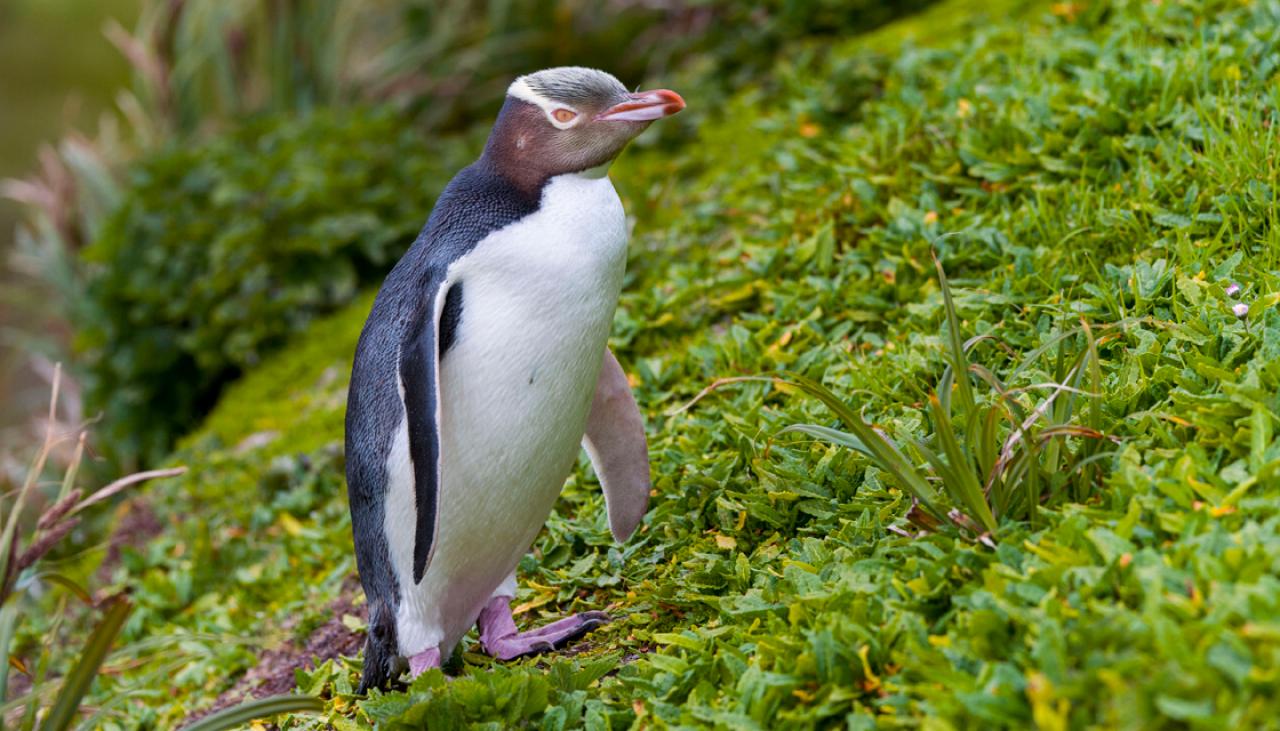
[386,173,628,656]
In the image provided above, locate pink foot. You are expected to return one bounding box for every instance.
[477,597,610,660]
[408,647,441,676]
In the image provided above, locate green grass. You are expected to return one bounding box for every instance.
[18,0,1280,727]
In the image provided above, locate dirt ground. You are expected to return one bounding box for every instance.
[181,581,366,727]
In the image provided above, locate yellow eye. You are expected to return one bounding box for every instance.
[552,108,577,124]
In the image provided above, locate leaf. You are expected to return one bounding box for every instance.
[1152,211,1192,229]
[39,595,132,731]
[777,373,945,518]
[1248,291,1280,318]
[69,466,188,516]
[0,604,16,720]
[935,255,975,415]
[1155,695,1214,723]
[652,633,703,651]
[778,424,875,459]
[927,395,997,532]
[33,573,95,606]
[1,366,63,604]
[182,695,325,731]
[1250,406,1272,472]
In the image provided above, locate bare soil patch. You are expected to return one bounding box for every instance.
[182,580,365,728]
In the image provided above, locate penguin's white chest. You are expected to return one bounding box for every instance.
[439,174,628,503]
[385,173,628,655]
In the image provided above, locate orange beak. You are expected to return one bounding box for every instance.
[596,89,686,122]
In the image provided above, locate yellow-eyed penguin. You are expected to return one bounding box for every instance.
[344,66,684,691]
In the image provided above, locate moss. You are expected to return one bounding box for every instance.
[184,291,375,458]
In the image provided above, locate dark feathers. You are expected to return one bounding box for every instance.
[400,292,443,584]
[357,599,399,693]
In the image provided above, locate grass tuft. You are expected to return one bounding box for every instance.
[752,256,1116,538]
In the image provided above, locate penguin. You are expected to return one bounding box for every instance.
[344,67,685,691]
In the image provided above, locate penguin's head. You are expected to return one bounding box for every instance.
[485,67,685,190]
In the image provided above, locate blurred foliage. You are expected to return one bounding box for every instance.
[58,0,939,465]
[382,0,935,129]
[0,0,138,182]
[0,0,141,470]
[0,368,183,729]
[78,109,474,466]
[114,0,936,136]
[18,0,1280,726]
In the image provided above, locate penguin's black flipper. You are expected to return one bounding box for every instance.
[400,276,459,584]
[583,348,651,542]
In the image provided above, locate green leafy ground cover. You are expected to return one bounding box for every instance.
[48,0,1280,727]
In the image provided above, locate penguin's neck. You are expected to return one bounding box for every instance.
[474,154,545,207]
[480,100,616,201]
[575,160,613,179]
[477,101,548,201]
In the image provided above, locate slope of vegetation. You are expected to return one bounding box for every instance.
[44,0,937,471]
[14,0,1280,727]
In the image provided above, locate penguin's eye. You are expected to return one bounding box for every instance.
[552,108,578,124]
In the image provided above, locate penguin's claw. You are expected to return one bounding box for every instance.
[521,610,611,640]
[477,597,611,660]
[574,610,613,626]
[408,647,442,677]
